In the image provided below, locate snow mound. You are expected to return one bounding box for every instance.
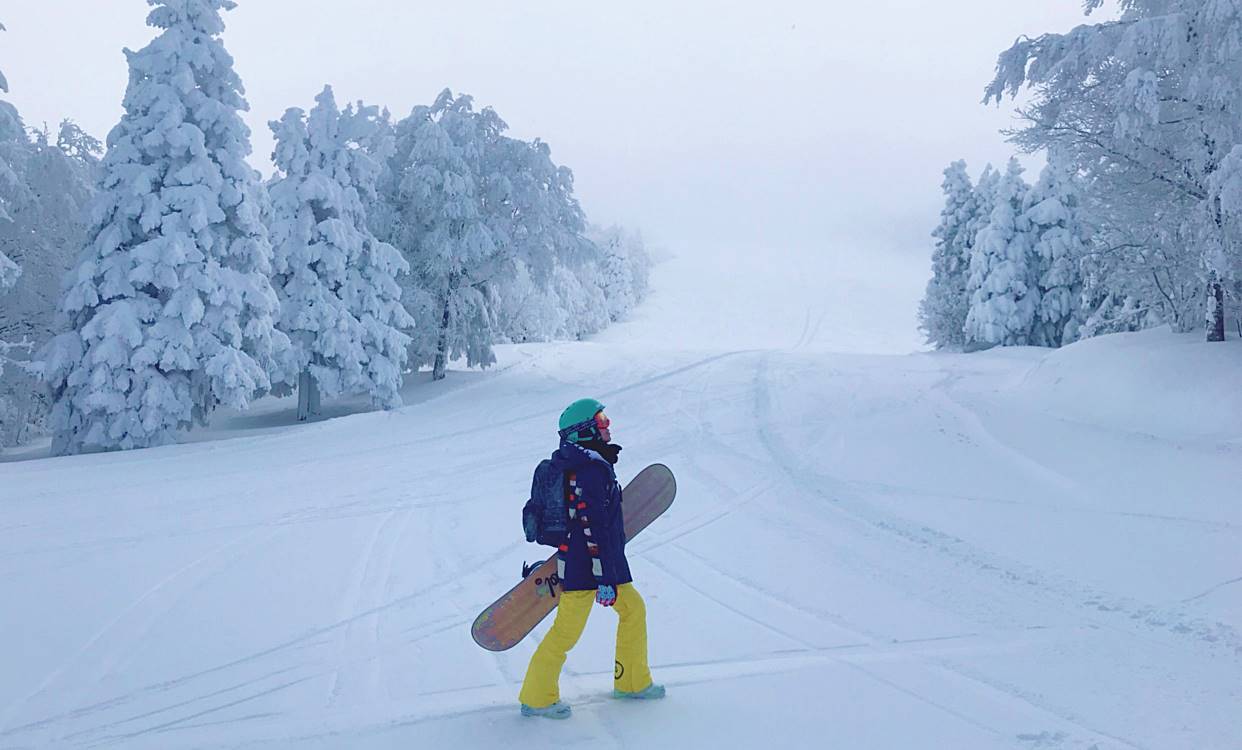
[1014,328,1242,441]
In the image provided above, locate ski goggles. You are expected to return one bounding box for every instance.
[558,411,612,442]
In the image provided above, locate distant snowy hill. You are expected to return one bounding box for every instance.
[0,248,1237,749]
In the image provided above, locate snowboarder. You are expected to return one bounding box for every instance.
[519,398,666,719]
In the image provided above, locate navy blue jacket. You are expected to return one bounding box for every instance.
[550,442,632,591]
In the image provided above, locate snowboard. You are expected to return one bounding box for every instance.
[471,463,677,652]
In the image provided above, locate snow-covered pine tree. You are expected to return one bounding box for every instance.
[3,123,99,352]
[967,165,999,243]
[962,165,998,348]
[380,90,502,381]
[373,90,632,354]
[0,24,100,447]
[0,123,99,447]
[597,228,637,324]
[0,20,19,291]
[487,127,638,343]
[919,160,976,349]
[497,136,591,285]
[1024,159,1086,347]
[589,224,652,324]
[965,158,1038,348]
[0,18,22,440]
[43,0,286,454]
[0,22,7,97]
[492,260,563,343]
[553,262,610,339]
[269,86,414,421]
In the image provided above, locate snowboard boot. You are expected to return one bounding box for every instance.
[520,701,572,719]
[613,683,666,700]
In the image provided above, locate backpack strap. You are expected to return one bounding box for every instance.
[556,471,575,580]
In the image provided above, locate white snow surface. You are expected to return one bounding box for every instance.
[1,248,1239,749]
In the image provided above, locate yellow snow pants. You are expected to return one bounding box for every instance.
[518,583,653,708]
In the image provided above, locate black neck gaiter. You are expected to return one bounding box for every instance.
[578,440,622,465]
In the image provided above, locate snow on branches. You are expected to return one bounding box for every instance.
[1025,159,1088,347]
[984,0,1242,341]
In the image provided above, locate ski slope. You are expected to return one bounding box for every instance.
[1,248,1239,749]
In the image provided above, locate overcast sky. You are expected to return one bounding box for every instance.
[2,1,1104,262]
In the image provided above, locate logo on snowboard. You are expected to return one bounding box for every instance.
[535,572,561,599]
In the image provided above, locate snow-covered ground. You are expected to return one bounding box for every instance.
[1,248,1238,749]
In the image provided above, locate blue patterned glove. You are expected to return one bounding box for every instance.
[596,585,617,607]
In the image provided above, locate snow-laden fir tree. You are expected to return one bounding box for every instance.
[3,123,100,349]
[496,136,592,287]
[960,165,998,347]
[371,90,644,358]
[0,19,23,440]
[919,160,977,349]
[0,23,100,447]
[590,224,653,324]
[0,22,7,96]
[1024,158,1086,347]
[987,0,1242,341]
[553,262,610,339]
[0,122,99,447]
[379,90,503,381]
[488,134,617,342]
[43,0,286,454]
[968,166,999,239]
[0,21,19,291]
[268,86,414,421]
[965,158,1037,348]
[492,261,560,343]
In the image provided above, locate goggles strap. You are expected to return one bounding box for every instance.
[559,417,600,442]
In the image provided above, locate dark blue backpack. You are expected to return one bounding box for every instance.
[523,459,569,547]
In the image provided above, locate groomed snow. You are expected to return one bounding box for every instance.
[0,247,1238,749]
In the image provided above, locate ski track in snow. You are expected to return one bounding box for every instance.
[846,478,1239,532]
[756,351,1240,658]
[1180,575,1242,604]
[926,373,1241,654]
[1,525,283,730]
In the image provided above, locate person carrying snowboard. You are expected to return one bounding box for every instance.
[519,398,666,719]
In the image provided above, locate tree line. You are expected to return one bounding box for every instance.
[921,0,1242,350]
[0,1,651,454]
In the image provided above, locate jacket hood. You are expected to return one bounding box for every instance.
[550,441,612,472]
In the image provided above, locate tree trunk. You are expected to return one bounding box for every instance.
[297,369,321,421]
[1207,279,1226,342]
[433,283,452,382]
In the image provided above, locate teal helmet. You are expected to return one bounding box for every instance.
[558,398,606,443]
